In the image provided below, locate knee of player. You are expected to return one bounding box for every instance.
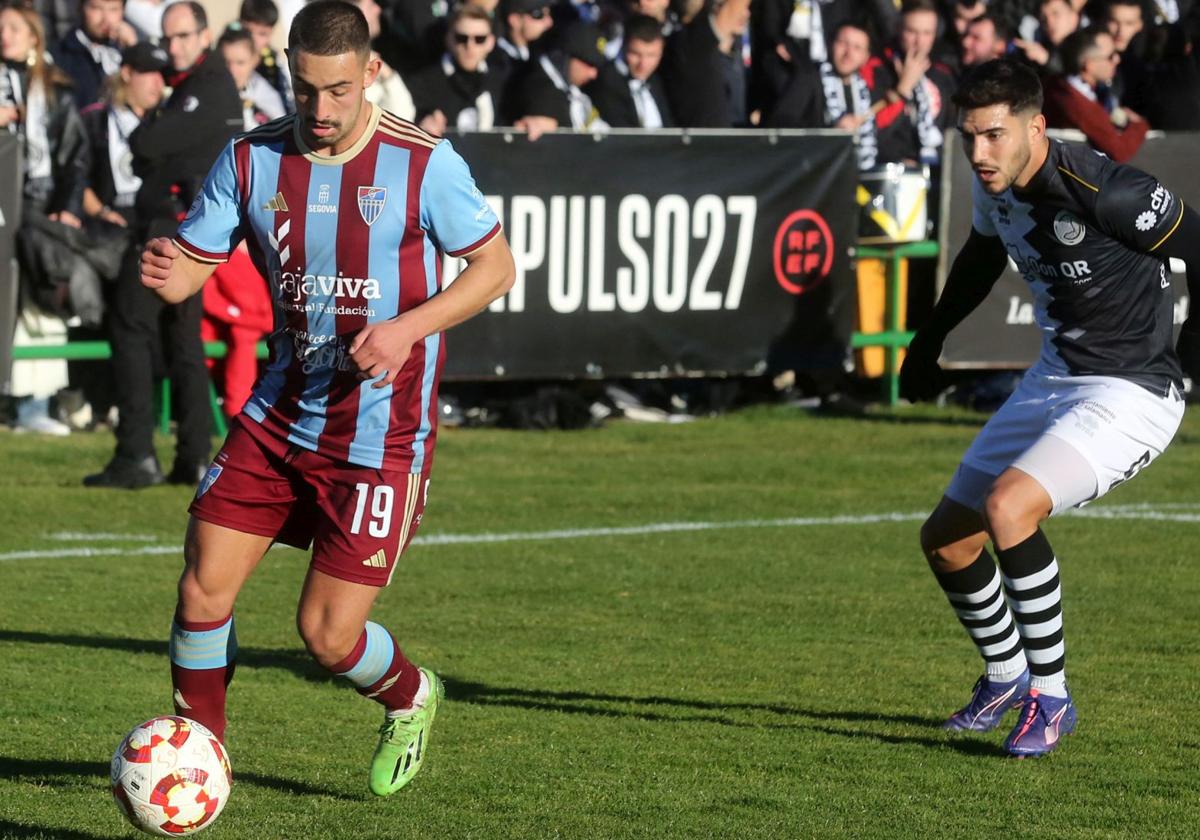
[296,616,355,668]
[982,483,1039,534]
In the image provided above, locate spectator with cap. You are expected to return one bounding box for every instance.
[218,24,286,129]
[590,13,674,127]
[52,0,137,109]
[238,0,293,112]
[84,0,242,489]
[662,0,753,127]
[495,0,556,121]
[65,40,166,424]
[1044,25,1148,161]
[410,4,506,132]
[515,20,609,138]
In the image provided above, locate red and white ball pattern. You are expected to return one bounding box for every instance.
[111,716,232,836]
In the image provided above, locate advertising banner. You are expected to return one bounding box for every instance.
[440,130,859,379]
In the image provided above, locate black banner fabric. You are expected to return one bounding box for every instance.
[0,133,21,393]
[440,131,858,379]
[939,132,1195,368]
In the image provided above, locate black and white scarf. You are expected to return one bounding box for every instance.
[107,105,142,207]
[538,54,608,131]
[442,53,494,131]
[819,60,876,170]
[912,76,943,165]
[4,63,51,181]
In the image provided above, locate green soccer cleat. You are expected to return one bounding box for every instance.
[368,668,444,796]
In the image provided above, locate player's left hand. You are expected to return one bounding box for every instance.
[348,320,418,389]
[1176,320,1200,383]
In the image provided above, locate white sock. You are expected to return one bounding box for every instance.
[1030,674,1069,698]
[386,670,430,718]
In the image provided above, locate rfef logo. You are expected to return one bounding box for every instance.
[773,210,834,295]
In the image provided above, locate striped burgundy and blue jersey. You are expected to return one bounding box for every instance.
[175,104,501,472]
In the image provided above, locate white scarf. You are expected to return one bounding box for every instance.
[787,0,827,63]
[75,29,122,77]
[616,57,663,129]
[107,105,142,206]
[819,60,876,170]
[11,68,52,181]
[912,76,943,165]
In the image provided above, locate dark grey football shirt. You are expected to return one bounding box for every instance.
[972,139,1184,395]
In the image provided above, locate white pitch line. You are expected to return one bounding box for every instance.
[1,506,1198,562]
[48,532,160,542]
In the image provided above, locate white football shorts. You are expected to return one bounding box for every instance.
[945,365,1185,516]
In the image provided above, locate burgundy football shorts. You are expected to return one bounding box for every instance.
[190,417,430,586]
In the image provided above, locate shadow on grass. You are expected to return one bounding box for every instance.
[0,629,328,683]
[0,630,1005,758]
[444,675,1006,758]
[0,756,362,802]
[0,819,122,840]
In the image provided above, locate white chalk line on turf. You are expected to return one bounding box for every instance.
[1,504,1198,562]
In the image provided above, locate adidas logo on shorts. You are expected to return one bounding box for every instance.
[362,549,388,569]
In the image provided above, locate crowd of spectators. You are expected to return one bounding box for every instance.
[3,0,1200,468]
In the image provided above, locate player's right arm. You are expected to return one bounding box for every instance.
[140,237,218,304]
[900,227,1010,401]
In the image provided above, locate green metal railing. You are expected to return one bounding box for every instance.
[11,340,269,437]
[850,240,940,405]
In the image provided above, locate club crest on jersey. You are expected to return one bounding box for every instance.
[1053,211,1086,246]
[358,186,387,226]
[197,464,223,498]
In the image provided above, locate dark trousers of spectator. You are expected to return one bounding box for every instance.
[109,242,211,467]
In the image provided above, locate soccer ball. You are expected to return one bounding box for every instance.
[110,716,233,836]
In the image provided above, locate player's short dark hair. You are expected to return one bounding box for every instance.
[165,0,207,31]
[624,14,664,44]
[288,0,371,59]
[218,23,255,51]
[239,0,279,27]
[1060,25,1109,73]
[952,56,1043,114]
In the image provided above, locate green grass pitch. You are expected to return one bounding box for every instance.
[2,405,1199,838]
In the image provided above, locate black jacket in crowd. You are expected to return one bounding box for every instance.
[588,60,675,128]
[409,55,509,127]
[130,50,242,232]
[53,28,118,109]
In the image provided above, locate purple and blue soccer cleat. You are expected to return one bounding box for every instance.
[1004,688,1077,757]
[943,669,1031,732]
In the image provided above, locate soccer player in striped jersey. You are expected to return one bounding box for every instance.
[902,58,1200,757]
[139,0,515,795]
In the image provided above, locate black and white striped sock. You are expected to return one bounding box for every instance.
[997,529,1067,698]
[934,549,1028,681]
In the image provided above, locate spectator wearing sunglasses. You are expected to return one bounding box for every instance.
[410,4,506,132]
[1043,26,1148,161]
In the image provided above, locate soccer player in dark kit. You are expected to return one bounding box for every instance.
[138,0,515,794]
[901,57,1200,757]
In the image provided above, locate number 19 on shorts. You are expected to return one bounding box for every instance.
[350,483,394,538]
